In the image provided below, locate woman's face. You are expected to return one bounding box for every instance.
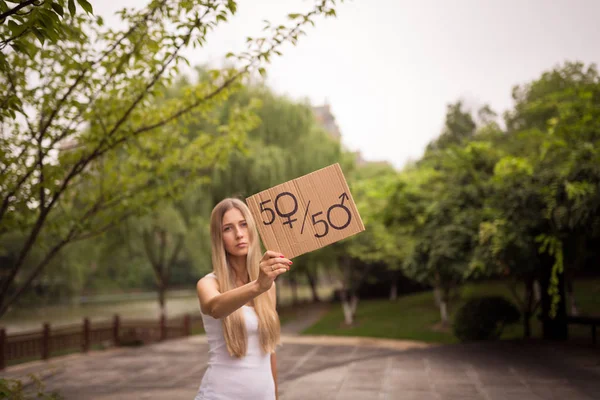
[221,207,249,257]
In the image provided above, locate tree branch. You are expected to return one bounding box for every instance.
[0,2,168,220]
[70,210,137,243]
[142,229,159,269]
[165,234,184,285]
[0,0,39,22]
[0,217,77,317]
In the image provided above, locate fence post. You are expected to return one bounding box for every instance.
[0,328,5,370]
[183,314,191,337]
[160,314,166,341]
[113,314,120,346]
[82,318,90,353]
[41,323,50,360]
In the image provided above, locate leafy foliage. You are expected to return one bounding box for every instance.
[452,296,520,342]
[0,0,343,316]
[0,374,62,400]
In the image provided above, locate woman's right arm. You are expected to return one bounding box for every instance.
[196,251,292,319]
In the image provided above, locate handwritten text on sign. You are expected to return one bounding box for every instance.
[246,163,365,259]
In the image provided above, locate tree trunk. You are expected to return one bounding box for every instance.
[540,254,568,340]
[439,286,450,326]
[305,269,321,303]
[523,277,534,339]
[566,273,578,316]
[350,293,358,317]
[534,279,542,304]
[158,283,166,319]
[289,275,298,306]
[433,286,441,307]
[439,300,448,326]
[389,280,398,301]
[340,289,358,325]
[388,270,399,301]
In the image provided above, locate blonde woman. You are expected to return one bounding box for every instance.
[194,198,292,400]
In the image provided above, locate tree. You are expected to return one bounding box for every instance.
[0,0,342,317]
[425,100,476,152]
[497,62,600,339]
[327,162,401,325]
[388,106,498,326]
[206,83,351,305]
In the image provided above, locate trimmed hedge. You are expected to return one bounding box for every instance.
[453,296,520,342]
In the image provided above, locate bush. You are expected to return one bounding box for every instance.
[453,296,520,342]
[0,375,62,399]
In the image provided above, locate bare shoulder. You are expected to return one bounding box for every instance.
[196,273,220,293]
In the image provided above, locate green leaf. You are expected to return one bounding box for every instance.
[51,2,64,17]
[226,0,237,14]
[258,67,266,77]
[68,0,76,16]
[77,0,93,14]
[32,28,45,45]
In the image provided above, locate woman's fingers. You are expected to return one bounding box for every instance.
[266,263,290,273]
[263,250,284,260]
[269,265,289,277]
[265,257,292,267]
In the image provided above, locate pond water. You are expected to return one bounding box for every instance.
[0,285,334,333]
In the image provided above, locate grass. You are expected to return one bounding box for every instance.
[303,278,600,344]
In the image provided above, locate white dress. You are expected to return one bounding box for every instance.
[195,273,275,400]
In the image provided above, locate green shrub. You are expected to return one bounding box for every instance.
[453,296,520,342]
[0,374,62,399]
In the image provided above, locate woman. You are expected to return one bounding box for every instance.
[194,198,292,400]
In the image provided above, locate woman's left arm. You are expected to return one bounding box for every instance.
[270,283,279,399]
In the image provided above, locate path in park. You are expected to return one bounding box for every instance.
[281,302,332,335]
[2,334,599,400]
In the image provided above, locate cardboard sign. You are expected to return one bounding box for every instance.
[246,163,365,259]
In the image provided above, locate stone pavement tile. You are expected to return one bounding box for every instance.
[528,384,597,400]
[476,375,524,387]
[89,389,197,400]
[386,378,430,392]
[282,390,339,400]
[429,372,472,384]
[383,390,438,400]
[433,383,480,396]
[436,394,486,400]
[334,389,382,400]
[388,368,428,377]
[339,374,385,391]
[350,357,388,370]
[485,388,543,400]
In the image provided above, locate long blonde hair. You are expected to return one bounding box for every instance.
[210,198,280,357]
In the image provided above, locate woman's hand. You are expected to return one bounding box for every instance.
[257,250,292,292]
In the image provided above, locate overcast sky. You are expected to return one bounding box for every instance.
[96,0,600,169]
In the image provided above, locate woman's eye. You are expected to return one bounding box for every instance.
[223,227,230,232]
[241,222,247,227]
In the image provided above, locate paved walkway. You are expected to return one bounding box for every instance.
[2,335,599,399]
[281,302,332,335]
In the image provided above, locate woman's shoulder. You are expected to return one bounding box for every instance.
[196,272,219,291]
[205,272,217,279]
